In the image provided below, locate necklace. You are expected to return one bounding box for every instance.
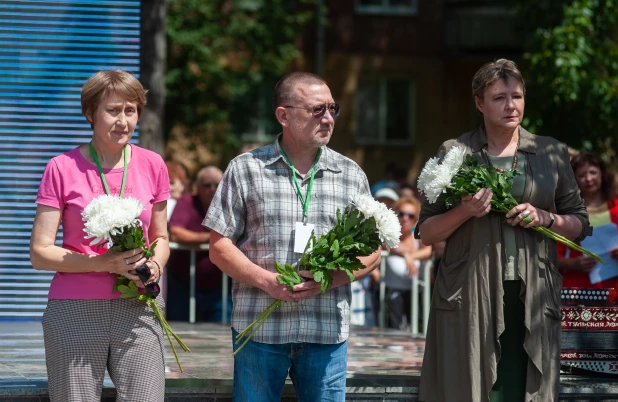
[487,134,520,173]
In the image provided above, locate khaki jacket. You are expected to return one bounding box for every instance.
[416,126,590,402]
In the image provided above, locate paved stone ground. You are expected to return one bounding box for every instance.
[0,321,423,400]
[1,321,618,401]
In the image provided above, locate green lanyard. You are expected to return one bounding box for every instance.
[280,146,321,224]
[89,142,127,197]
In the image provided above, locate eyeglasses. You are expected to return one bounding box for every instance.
[283,103,340,118]
[397,212,416,220]
[199,182,219,189]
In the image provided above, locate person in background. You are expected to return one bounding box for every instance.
[559,152,618,287]
[360,186,401,326]
[374,187,400,210]
[204,72,380,401]
[371,163,405,196]
[416,59,589,402]
[165,160,190,221]
[399,182,416,199]
[238,142,261,154]
[166,166,230,322]
[383,196,431,330]
[30,70,169,401]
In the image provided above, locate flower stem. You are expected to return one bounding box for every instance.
[233,300,281,356]
[148,298,190,372]
[160,320,191,352]
[490,204,604,263]
[235,299,280,341]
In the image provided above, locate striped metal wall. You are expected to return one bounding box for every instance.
[0,0,141,319]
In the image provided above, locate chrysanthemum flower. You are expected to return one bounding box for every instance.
[82,195,144,247]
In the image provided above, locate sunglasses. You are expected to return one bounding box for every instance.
[397,212,416,220]
[199,182,219,189]
[283,103,341,118]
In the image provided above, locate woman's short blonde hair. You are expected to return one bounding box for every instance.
[471,59,525,100]
[392,195,421,213]
[81,70,147,125]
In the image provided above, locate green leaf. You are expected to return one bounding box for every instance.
[117,284,139,298]
[117,285,131,293]
[330,239,340,258]
[320,275,330,294]
[275,262,286,275]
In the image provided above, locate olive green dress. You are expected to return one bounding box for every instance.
[487,153,527,402]
[416,126,591,402]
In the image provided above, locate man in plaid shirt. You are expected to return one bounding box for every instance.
[203,72,381,401]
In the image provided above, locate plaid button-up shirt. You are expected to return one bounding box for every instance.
[203,136,371,344]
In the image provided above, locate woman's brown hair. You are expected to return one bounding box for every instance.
[571,152,616,202]
[472,59,525,100]
[81,70,147,127]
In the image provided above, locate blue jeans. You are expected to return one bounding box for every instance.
[232,329,347,402]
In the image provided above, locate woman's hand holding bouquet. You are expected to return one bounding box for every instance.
[82,195,191,371]
[417,146,603,262]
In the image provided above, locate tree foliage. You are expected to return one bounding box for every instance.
[165,0,316,163]
[517,0,618,154]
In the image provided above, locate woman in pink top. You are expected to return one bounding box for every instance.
[30,70,170,402]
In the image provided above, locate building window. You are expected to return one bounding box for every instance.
[355,78,416,146]
[356,0,418,15]
[234,80,280,144]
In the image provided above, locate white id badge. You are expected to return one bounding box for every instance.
[294,221,315,253]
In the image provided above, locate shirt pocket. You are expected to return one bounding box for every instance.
[434,252,469,311]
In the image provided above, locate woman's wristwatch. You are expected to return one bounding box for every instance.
[546,211,555,229]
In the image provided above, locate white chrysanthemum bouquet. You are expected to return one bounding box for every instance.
[82,195,190,371]
[417,146,602,262]
[234,194,401,355]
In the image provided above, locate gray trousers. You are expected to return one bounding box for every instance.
[42,297,166,402]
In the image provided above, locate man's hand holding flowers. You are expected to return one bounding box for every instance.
[233,195,400,355]
[289,266,378,301]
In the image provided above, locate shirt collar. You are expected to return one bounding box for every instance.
[470,125,537,154]
[264,133,341,172]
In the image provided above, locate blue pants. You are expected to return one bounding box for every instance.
[231,329,347,402]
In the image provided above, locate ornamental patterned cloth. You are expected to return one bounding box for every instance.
[203,135,371,345]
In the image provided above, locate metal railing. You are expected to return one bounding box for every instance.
[168,242,229,324]
[167,243,431,335]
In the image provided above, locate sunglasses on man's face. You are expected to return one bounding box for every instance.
[199,182,219,189]
[283,103,340,118]
[397,212,416,220]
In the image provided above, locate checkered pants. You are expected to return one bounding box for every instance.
[42,297,166,402]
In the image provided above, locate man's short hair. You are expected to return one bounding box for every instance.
[196,166,223,182]
[272,72,327,110]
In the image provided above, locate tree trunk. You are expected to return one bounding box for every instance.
[139,0,167,155]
